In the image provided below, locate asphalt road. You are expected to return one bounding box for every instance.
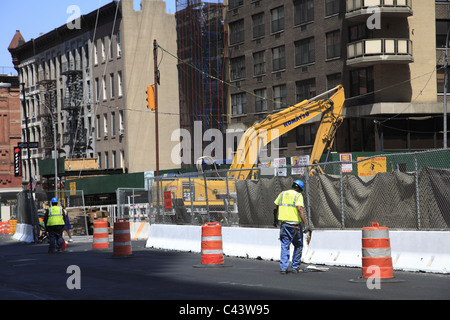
[0,234,449,309]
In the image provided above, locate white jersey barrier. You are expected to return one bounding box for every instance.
[129,222,150,240]
[12,223,34,243]
[145,224,450,274]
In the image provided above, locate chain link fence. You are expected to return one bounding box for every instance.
[141,149,450,230]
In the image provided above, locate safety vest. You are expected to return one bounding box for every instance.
[274,189,304,224]
[47,206,65,226]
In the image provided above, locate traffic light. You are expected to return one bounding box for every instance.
[146,84,155,110]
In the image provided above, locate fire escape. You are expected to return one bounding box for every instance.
[37,75,58,159]
[61,59,87,159]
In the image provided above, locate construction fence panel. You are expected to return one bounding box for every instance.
[33,190,89,236]
[116,188,151,222]
[144,149,450,231]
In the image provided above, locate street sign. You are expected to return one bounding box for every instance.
[18,142,39,149]
[14,147,21,177]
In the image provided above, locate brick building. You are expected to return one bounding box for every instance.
[0,75,22,196]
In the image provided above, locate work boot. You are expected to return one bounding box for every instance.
[280,270,287,274]
[291,269,303,274]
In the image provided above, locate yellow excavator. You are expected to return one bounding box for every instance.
[228,84,345,179]
[154,85,345,224]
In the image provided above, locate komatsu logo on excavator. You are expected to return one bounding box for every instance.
[283,111,310,127]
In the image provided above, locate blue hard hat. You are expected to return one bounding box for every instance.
[292,180,304,191]
[51,197,58,203]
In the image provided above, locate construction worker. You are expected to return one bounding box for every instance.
[43,197,67,253]
[273,180,309,274]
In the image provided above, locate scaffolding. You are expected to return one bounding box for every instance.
[175,0,227,162]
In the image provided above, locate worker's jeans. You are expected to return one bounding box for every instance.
[47,226,64,253]
[279,223,303,271]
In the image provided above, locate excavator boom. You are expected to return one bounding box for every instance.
[228,85,345,179]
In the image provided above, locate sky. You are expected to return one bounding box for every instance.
[0,0,176,74]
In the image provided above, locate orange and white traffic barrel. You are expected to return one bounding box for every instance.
[93,219,109,250]
[361,222,394,279]
[201,222,224,265]
[113,219,132,257]
[9,220,17,234]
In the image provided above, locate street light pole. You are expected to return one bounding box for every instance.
[21,83,33,191]
[53,120,58,198]
[153,40,160,176]
[444,28,449,149]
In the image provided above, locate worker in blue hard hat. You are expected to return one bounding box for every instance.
[273,180,309,274]
[43,197,67,253]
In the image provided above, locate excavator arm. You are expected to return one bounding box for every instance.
[228,85,345,179]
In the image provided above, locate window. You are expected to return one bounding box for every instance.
[120,150,124,168]
[109,36,113,59]
[103,114,108,136]
[279,133,288,148]
[111,112,116,136]
[105,152,109,169]
[295,37,315,66]
[230,56,246,80]
[325,0,340,16]
[349,23,371,42]
[94,41,98,65]
[231,93,247,115]
[95,77,99,102]
[271,6,284,33]
[254,89,267,113]
[102,75,107,100]
[296,78,316,102]
[326,30,341,59]
[101,38,106,62]
[436,20,450,48]
[294,0,314,26]
[252,13,265,39]
[118,71,123,97]
[273,85,287,109]
[112,151,117,169]
[96,115,101,139]
[272,46,285,71]
[296,123,317,146]
[230,19,244,45]
[119,111,124,130]
[327,73,341,91]
[98,152,102,168]
[253,51,265,76]
[110,73,115,98]
[117,32,121,57]
[350,67,374,98]
[229,0,243,10]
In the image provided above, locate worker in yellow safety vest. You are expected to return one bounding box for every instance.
[273,180,310,274]
[43,197,67,253]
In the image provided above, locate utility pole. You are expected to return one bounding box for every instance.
[444,28,449,149]
[153,40,160,176]
[21,82,39,242]
[21,83,33,192]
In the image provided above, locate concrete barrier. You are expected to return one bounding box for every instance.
[145,225,450,274]
[129,222,150,240]
[12,223,34,243]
